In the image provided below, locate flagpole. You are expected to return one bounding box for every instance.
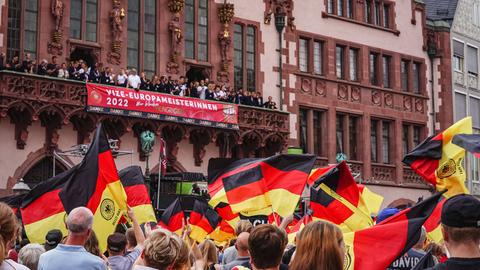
[156,138,164,210]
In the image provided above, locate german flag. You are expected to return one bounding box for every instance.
[453,133,480,158]
[287,215,312,243]
[158,198,184,235]
[189,200,220,243]
[403,117,472,196]
[307,164,336,186]
[357,184,384,216]
[208,155,315,217]
[0,194,25,216]
[215,202,240,229]
[422,197,446,243]
[209,219,235,245]
[118,166,156,225]
[309,161,372,232]
[343,192,442,270]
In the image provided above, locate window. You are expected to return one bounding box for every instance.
[455,92,467,121]
[403,124,424,156]
[382,55,391,88]
[7,0,38,60]
[467,46,478,75]
[413,126,421,147]
[128,0,157,75]
[346,0,353,18]
[234,24,257,91]
[336,46,345,79]
[365,0,372,23]
[336,114,360,161]
[299,108,326,156]
[349,48,358,81]
[299,108,308,154]
[473,3,480,27]
[374,1,381,26]
[453,40,465,72]
[401,60,409,91]
[413,62,421,94]
[185,0,208,61]
[328,0,334,14]
[299,38,309,72]
[371,120,378,162]
[370,52,379,85]
[337,0,344,16]
[127,0,140,70]
[314,41,324,75]
[70,0,98,42]
[471,98,480,182]
[402,125,409,156]
[371,119,393,164]
[383,4,390,28]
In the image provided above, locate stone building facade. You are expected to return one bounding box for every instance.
[0,0,450,206]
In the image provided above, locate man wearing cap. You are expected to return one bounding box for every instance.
[107,207,145,270]
[44,229,63,251]
[426,194,480,270]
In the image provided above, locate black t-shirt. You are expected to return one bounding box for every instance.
[388,249,432,270]
[426,257,480,270]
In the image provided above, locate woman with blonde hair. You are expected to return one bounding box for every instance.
[0,202,29,269]
[134,229,180,270]
[289,221,345,270]
[199,240,220,270]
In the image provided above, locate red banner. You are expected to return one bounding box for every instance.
[86,84,239,129]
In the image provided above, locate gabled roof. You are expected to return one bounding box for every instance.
[423,0,459,26]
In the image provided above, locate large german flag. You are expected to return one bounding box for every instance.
[158,198,184,235]
[343,192,442,270]
[357,184,384,216]
[309,161,372,232]
[403,117,472,197]
[453,133,480,158]
[189,200,220,243]
[22,124,127,251]
[215,202,240,229]
[208,219,235,245]
[118,166,156,225]
[208,155,315,217]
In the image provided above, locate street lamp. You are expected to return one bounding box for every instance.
[12,178,30,194]
[275,8,286,110]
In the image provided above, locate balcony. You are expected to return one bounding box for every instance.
[0,71,289,158]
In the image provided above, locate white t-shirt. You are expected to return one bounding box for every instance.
[128,75,141,89]
[0,259,30,270]
[197,86,206,99]
[117,74,128,85]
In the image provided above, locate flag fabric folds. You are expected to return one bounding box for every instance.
[21,123,127,251]
[452,133,480,158]
[309,161,373,232]
[287,215,312,243]
[403,117,472,197]
[343,192,442,270]
[189,200,220,243]
[208,155,316,217]
[118,166,157,225]
[209,219,235,245]
[357,184,384,216]
[158,198,184,235]
[307,164,336,186]
[215,202,240,229]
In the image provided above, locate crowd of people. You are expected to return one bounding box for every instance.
[0,194,479,270]
[0,53,278,109]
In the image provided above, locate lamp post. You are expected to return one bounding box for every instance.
[275,9,286,110]
[140,130,155,198]
[12,178,30,195]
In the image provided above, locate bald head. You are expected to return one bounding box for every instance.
[236,232,250,255]
[66,207,93,235]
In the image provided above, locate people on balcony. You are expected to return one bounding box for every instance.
[0,54,277,109]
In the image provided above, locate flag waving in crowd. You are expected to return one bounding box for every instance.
[21,123,128,251]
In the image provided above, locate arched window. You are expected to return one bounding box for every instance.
[22,157,68,188]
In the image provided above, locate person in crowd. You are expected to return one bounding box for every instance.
[151,75,161,93]
[197,80,207,99]
[222,221,253,265]
[222,232,250,270]
[139,72,151,91]
[46,56,58,77]
[58,63,69,79]
[128,69,141,90]
[290,221,345,270]
[84,231,101,257]
[133,230,180,270]
[116,68,128,87]
[190,81,199,98]
[18,244,45,270]
[7,55,21,72]
[21,53,31,73]
[89,63,101,84]
[100,67,113,85]
[425,242,447,264]
[263,96,277,109]
[0,202,29,270]
[375,207,399,224]
[125,228,137,255]
[26,60,37,74]
[425,194,480,270]
[37,206,106,270]
[248,224,287,270]
[177,76,188,97]
[107,207,145,270]
[37,60,48,76]
[68,61,78,80]
[0,52,5,71]
[388,226,436,270]
[43,229,62,251]
[199,240,220,270]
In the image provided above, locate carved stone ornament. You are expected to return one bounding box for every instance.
[384,93,393,108]
[168,0,184,14]
[167,0,185,74]
[108,0,126,64]
[371,90,382,106]
[300,78,312,94]
[264,0,295,31]
[315,80,326,96]
[338,84,348,101]
[48,0,65,55]
[218,3,235,25]
[351,86,361,102]
[217,2,235,81]
[403,96,412,111]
